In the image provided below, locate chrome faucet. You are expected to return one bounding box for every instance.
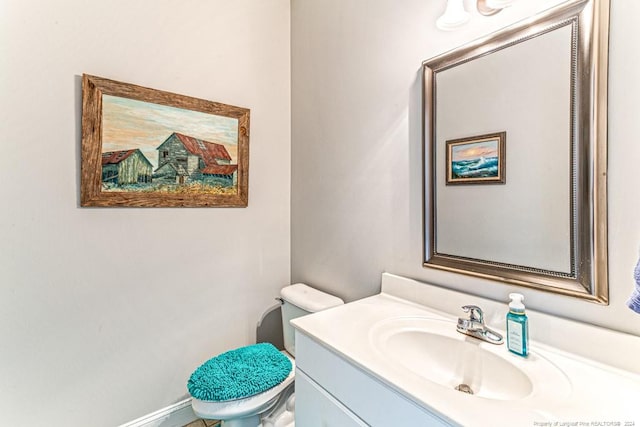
[456,305,504,345]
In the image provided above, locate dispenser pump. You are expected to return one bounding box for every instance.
[509,293,525,314]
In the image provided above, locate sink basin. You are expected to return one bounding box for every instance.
[370,316,571,402]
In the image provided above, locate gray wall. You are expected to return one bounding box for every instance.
[0,1,291,426]
[291,0,640,337]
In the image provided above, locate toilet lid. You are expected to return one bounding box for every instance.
[188,343,292,402]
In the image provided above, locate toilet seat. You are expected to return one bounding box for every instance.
[188,283,342,426]
[191,355,296,420]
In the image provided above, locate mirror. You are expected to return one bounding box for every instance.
[422,0,609,303]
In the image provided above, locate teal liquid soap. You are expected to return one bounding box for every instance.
[506,293,529,357]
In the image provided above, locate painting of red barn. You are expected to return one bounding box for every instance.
[81,75,249,207]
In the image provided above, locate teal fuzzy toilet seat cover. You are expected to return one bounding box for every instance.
[187,343,292,402]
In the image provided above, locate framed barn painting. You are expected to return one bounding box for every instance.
[81,74,249,207]
[445,132,506,185]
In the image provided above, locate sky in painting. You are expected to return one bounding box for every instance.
[451,140,498,161]
[101,95,239,168]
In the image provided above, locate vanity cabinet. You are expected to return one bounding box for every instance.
[294,331,453,427]
[291,274,640,426]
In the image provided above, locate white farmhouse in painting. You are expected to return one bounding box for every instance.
[101,149,153,186]
[153,132,237,186]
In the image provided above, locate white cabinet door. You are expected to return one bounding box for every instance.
[295,332,455,426]
[295,369,368,427]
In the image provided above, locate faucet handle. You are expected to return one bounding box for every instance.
[461,305,484,324]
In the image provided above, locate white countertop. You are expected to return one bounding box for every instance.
[291,277,640,426]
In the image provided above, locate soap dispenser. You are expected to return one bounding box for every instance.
[506,293,529,357]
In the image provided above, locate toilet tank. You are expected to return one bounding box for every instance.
[280,283,344,356]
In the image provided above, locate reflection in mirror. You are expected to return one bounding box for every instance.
[437,26,572,274]
[422,0,609,303]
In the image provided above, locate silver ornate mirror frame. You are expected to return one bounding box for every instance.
[422,0,609,303]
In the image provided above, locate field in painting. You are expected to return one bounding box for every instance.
[103,182,238,195]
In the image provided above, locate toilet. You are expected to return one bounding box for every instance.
[189,283,344,427]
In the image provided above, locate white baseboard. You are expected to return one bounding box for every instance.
[119,398,199,427]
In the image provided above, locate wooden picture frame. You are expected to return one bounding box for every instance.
[81,74,250,207]
[445,132,506,185]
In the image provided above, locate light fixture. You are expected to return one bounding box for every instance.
[436,0,471,31]
[436,0,518,31]
[476,0,501,16]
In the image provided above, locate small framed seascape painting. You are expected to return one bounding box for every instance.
[445,132,506,185]
[81,74,250,207]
